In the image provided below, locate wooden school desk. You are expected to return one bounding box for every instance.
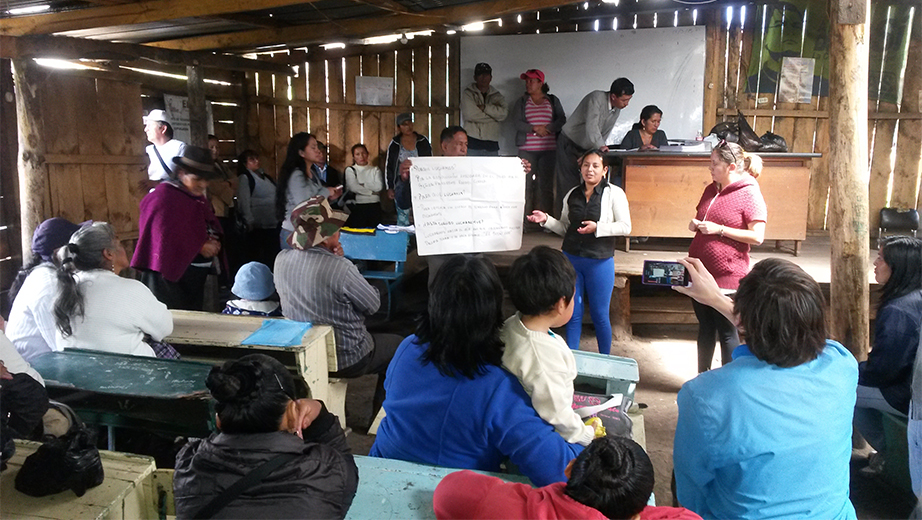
[165,311,343,424]
[1,440,159,520]
[30,349,215,449]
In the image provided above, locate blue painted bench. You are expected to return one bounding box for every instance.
[339,230,410,319]
[29,349,215,450]
[572,350,639,401]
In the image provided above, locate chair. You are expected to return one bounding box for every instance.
[879,207,919,242]
[339,230,409,319]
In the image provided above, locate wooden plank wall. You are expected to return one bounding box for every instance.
[247,39,461,179]
[706,3,922,233]
[41,74,146,244]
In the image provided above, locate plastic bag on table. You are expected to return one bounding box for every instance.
[572,392,633,439]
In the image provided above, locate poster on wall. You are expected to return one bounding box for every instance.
[356,76,395,106]
[779,58,815,104]
[163,94,215,144]
[410,157,525,256]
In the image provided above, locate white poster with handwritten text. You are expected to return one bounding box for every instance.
[411,157,525,256]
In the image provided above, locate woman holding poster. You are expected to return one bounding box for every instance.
[528,150,631,354]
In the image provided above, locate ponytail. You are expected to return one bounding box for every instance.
[53,243,85,337]
[51,222,117,337]
[743,152,763,179]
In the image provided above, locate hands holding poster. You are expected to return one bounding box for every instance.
[410,157,525,256]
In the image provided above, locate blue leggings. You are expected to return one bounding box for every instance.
[564,252,614,354]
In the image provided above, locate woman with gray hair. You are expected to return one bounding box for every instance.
[53,222,173,358]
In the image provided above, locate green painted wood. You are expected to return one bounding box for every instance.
[31,350,216,437]
[31,349,213,398]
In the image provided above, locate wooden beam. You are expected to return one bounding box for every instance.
[251,94,459,114]
[187,65,209,147]
[0,0,311,37]
[44,154,146,164]
[149,0,584,51]
[0,34,294,76]
[718,108,829,118]
[827,0,870,361]
[12,58,50,264]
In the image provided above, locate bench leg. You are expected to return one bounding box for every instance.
[611,274,632,342]
[327,379,348,430]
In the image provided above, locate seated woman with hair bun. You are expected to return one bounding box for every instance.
[173,354,358,520]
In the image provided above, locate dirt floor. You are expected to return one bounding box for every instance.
[342,266,919,519]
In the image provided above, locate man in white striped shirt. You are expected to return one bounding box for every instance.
[275,196,402,421]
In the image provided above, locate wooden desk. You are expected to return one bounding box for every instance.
[346,456,530,520]
[609,151,817,255]
[166,310,336,404]
[30,350,215,447]
[1,440,158,520]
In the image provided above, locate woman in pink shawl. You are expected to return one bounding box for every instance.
[132,145,223,310]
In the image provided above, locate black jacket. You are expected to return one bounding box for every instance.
[173,404,358,519]
[384,133,432,191]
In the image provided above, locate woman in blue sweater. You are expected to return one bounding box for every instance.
[856,235,922,473]
[369,255,582,486]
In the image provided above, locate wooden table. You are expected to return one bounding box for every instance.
[608,151,818,255]
[346,456,530,520]
[1,440,158,520]
[30,350,215,448]
[166,310,336,404]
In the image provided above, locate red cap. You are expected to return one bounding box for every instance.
[520,69,545,83]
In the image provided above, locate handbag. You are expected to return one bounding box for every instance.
[14,404,104,497]
[572,392,633,439]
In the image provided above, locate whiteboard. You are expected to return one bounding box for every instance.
[460,26,705,155]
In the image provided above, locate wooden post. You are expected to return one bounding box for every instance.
[901,11,922,211]
[827,0,870,360]
[611,274,632,342]
[702,9,722,135]
[12,58,48,262]
[186,64,207,147]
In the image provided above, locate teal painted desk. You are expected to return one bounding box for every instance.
[347,456,529,520]
[30,350,215,448]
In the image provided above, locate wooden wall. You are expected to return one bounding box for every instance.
[0,60,20,312]
[705,2,922,233]
[40,73,146,240]
[246,38,461,179]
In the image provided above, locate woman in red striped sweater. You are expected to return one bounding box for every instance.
[687,141,766,372]
[512,69,567,224]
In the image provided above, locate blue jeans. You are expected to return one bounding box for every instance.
[854,384,905,452]
[563,252,614,355]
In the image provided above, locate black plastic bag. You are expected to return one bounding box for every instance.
[15,422,104,497]
[759,131,788,152]
[708,121,739,142]
[735,112,763,152]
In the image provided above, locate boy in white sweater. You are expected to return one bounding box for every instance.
[501,246,599,446]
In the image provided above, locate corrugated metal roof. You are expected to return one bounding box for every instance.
[0,0,787,54]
